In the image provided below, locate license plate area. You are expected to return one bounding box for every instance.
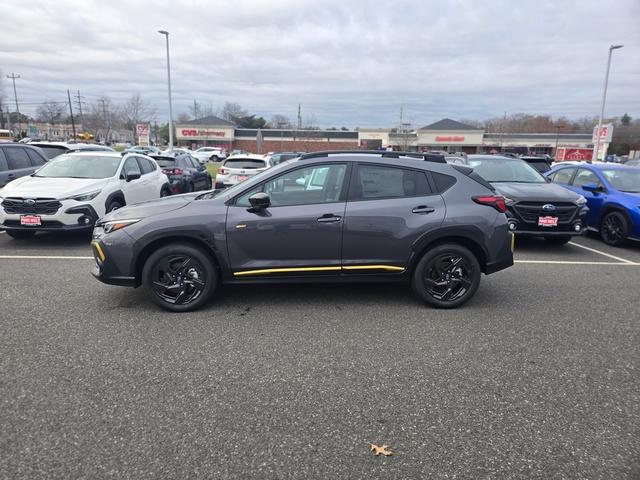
[20,215,42,226]
[538,216,558,227]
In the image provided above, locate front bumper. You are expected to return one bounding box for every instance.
[0,202,99,232]
[506,205,588,236]
[90,230,138,287]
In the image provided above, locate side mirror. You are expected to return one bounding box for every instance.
[126,171,141,182]
[248,192,270,210]
[582,183,602,194]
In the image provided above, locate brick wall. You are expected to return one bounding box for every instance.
[233,139,358,154]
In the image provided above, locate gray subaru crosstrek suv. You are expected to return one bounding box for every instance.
[91,151,514,312]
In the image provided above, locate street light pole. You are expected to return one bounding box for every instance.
[158,30,174,153]
[593,44,623,162]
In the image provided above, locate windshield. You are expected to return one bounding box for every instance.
[154,158,177,167]
[223,158,266,169]
[601,169,640,193]
[467,158,547,183]
[33,154,121,179]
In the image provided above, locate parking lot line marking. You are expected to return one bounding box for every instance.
[515,260,640,266]
[0,255,93,260]
[567,241,635,264]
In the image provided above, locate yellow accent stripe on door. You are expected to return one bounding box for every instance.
[233,266,342,276]
[342,265,406,272]
[233,265,405,276]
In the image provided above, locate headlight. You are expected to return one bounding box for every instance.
[503,196,516,206]
[576,195,587,206]
[101,218,140,234]
[62,190,102,202]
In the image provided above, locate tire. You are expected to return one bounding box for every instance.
[107,200,123,213]
[544,235,572,245]
[210,155,220,162]
[6,230,36,240]
[160,186,171,197]
[185,182,194,193]
[412,244,481,309]
[600,211,629,247]
[142,243,218,312]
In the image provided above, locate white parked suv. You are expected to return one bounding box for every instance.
[0,151,170,239]
[192,147,227,164]
[214,154,272,189]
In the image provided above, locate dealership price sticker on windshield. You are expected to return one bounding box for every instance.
[538,216,558,227]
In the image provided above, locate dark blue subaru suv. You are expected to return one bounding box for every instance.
[91,151,514,312]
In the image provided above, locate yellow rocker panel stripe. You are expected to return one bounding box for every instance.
[233,265,405,276]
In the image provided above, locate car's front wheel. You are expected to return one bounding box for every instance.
[412,244,481,309]
[107,200,123,213]
[6,230,36,240]
[600,211,628,246]
[544,235,572,245]
[142,244,218,312]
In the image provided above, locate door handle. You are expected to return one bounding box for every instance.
[412,206,435,214]
[7,173,15,178]
[317,214,342,223]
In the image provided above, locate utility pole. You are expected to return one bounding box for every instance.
[99,98,109,144]
[6,73,21,137]
[193,99,199,120]
[67,90,77,141]
[297,104,302,130]
[75,90,85,127]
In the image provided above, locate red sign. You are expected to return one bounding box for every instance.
[435,136,465,142]
[556,147,593,162]
[136,123,150,136]
[180,129,226,137]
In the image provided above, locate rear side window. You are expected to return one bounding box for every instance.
[224,158,266,169]
[431,171,457,193]
[5,147,32,170]
[136,157,155,174]
[351,164,431,200]
[0,149,8,172]
[25,148,46,166]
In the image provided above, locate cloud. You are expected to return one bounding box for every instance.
[1,0,638,127]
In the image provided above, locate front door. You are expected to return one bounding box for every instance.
[341,163,446,272]
[569,168,606,226]
[120,157,147,204]
[226,163,349,276]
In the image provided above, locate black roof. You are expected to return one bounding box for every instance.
[181,115,236,127]
[419,118,479,131]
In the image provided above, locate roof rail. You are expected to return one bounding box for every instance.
[297,150,446,164]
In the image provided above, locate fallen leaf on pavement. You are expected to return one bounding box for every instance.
[370,444,393,456]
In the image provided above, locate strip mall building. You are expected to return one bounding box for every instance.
[176,116,599,157]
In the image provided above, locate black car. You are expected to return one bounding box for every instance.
[467,155,588,244]
[520,156,552,173]
[151,154,212,194]
[0,143,48,188]
[91,151,514,312]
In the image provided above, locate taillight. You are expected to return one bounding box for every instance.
[218,167,227,175]
[173,168,183,175]
[472,195,508,213]
[162,168,184,175]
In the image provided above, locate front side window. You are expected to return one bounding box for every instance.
[236,164,347,207]
[351,164,430,200]
[550,168,575,185]
[572,169,602,188]
[123,157,141,177]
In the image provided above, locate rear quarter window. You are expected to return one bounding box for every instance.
[430,171,457,193]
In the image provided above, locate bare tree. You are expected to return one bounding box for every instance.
[268,114,292,128]
[177,112,191,123]
[221,102,247,123]
[121,93,156,143]
[36,100,66,124]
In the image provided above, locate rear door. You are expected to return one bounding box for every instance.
[187,155,207,189]
[341,163,446,272]
[0,150,10,187]
[226,162,349,275]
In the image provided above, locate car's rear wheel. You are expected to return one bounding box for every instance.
[544,235,572,245]
[6,230,36,240]
[412,244,481,309]
[142,244,217,312]
[160,186,171,197]
[185,182,194,193]
[600,211,628,246]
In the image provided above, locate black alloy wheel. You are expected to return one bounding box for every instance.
[412,244,481,308]
[600,211,628,247]
[142,244,217,312]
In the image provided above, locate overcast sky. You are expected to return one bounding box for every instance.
[1,0,639,128]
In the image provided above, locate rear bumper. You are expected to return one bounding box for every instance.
[485,232,514,274]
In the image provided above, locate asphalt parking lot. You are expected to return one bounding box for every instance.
[1,231,639,479]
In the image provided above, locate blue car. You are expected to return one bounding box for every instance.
[545,163,640,246]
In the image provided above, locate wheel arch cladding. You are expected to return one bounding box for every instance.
[599,204,631,228]
[134,235,221,284]
[411,234,488,274]
[105,190,126,210]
